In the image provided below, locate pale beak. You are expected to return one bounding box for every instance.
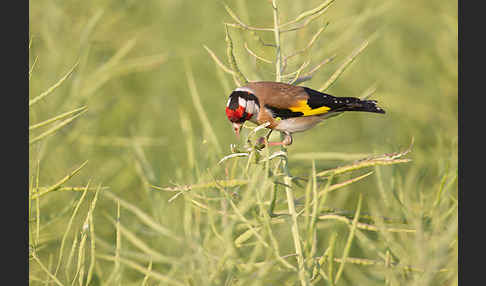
[232,122,242,139]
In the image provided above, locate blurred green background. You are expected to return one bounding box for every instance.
[29,0,457,285]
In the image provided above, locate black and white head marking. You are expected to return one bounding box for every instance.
[226,87,260,116]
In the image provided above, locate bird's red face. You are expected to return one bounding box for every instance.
[225,105,252,123]
[225,89,260,137]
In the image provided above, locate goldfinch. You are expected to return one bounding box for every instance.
[225,81,385,146]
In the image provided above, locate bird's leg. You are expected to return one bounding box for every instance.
[267,132,293,146]
[257,131,292,147]
[265,129,273,141]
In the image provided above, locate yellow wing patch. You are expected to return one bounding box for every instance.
[289,100,331,116]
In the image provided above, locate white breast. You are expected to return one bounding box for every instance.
[274,117,325,133]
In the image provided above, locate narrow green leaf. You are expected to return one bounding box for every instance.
[323,171,374,194]
[29,108,88,145]
[184,61,223,154]
[102,191,182,242]
[29,106,87,131]
[97,254,185,286]
[279,0,335,28]
[152,179,248,192]
[327,232,338,285]
[318,214,415,233]
[29,56,38,80]
[223,3,274,32]
[29,61,79,107]
[292,152,370,161]
[31,253,64,286]
[54,179,90,277]
[104,214,177,264]
[335,194,362,283]
[85,185,101,286]
[234,227,260,248]
[316,156,411,177]
[319,36,374,92]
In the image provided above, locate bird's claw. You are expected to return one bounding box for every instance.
[255,137,267,150]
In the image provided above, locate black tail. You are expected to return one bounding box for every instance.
[302,87,385,114]
[337,98,386,114]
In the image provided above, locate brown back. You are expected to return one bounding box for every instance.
[245,82,308,109]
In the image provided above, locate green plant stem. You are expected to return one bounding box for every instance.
[268,183,278,217]
[273,1,307,283]
[281,136,308,285]
[272,0,283,81]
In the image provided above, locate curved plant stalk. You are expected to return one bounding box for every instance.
[204,45,235,75]
[244,42,272,64]
[225,24,248,86]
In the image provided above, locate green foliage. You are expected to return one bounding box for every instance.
[29,0,457,285]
